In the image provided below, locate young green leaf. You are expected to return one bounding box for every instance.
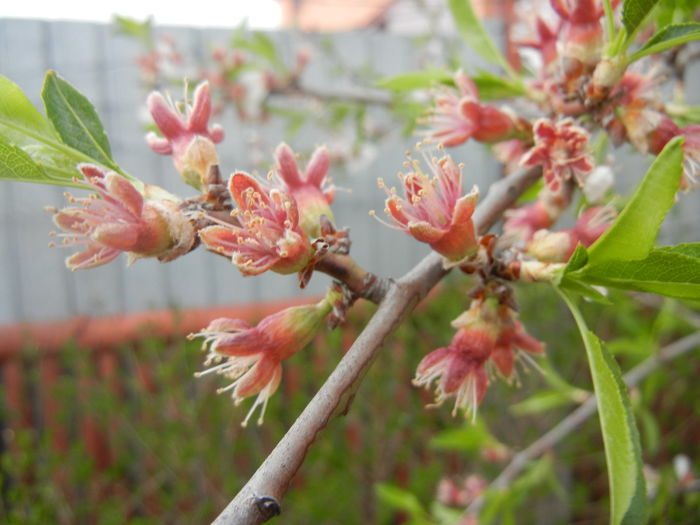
[41,71,119,172]
[0,140,48,184]
[622,0,661,35]
[629,22,700,62]
[559,291,648,525]
[586,136,683,265]
[0,74,60,147]
[570,244,700,300]
[376,70,454,92]
[112,15,153,48]
[22,144,90,188]
[447,0,514,75]
[375,483,432,525]
[471,71,526,100]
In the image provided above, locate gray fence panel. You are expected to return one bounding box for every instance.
[3,18,694,324]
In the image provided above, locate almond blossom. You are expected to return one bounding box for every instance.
[49,164,194,270]
[191,292,337,426]
[425,72,525,147]
[199,172,313,276]
[375,152,479,265]
[521,118,594,191]
[414,297,545,419]
[147,81,224,189]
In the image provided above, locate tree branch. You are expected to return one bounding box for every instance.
[211,166,541,525]
[463,329,700,517]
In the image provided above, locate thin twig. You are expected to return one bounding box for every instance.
[211,166,542,525]
[463,329,700,517]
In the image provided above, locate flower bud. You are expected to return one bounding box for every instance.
[146,81,224,190]
[273,143,335,237]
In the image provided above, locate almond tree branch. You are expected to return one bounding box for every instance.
[463,328,700,517]
[212,166,541,525]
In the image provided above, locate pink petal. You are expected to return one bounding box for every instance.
[189,82,213,133]
[199,225,241,257]
[275,143,303,188]
[232,252,279,276]
[66,244,120,270]
[451,188,478,227]
[146,133,173,155]
[206,317,252,332]
[214,329,269,357]
[235,358,281,399]
[305,146,330,188]
[147,92,184,139]
[105,173,143,216]
[408,221,446,243]
[93,223,140,251]
[229,172,269,209]
[54,208,90,233]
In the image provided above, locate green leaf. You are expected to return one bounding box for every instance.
[112,15,153,48]
[665,103,700,126]
[471,71,526,100]
[22,144,89,188]
[0,141,49,184]
[0,74,60,147]
[376,70,453,92]
[429,419,497,453]
[41,71,119,171]
[447,0,513,74]
[570,244,700,300]
[558,275,613,304]
[510,390,574,416]
[630,23,700,61]
[231,31,283,70]
[586,136,683,265]
[622,0,661,35]
[558,291,648,525]
[375,483,431,524]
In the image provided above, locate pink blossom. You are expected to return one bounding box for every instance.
[521,118,594,191]
[550,0,618,65]
[199,172,313,276]
[376,153,479,264]
[49,164,193,270]
[502,200,556,243]
[425,72,522,147]
[518,17,561,69]
[414,298,545,419]
[527,206,615,262]
[147,81,224,189]
[491,321,545,379]
[273,143,336,236]
[413,328,490,420]
[192,294,335,426]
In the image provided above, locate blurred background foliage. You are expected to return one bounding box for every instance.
[2,278,699,524]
